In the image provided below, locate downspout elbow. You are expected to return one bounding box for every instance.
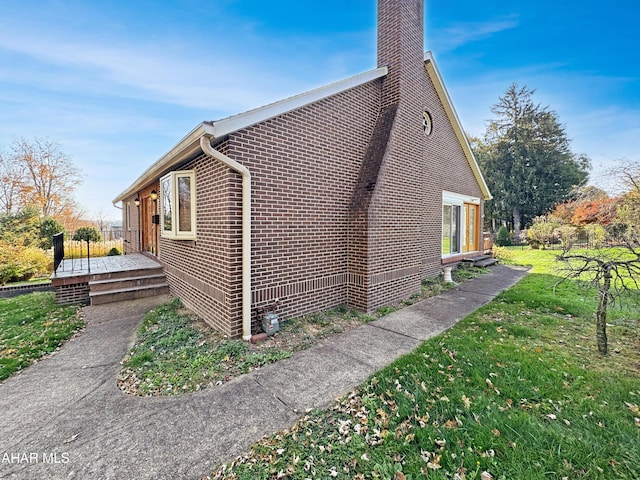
[200,136,253,341]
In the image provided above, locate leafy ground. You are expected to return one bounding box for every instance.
[117,267,485,396]
[207,249,640,479]
[0,292,83,381]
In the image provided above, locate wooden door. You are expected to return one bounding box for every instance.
[140,186,158,255]
[463,203,479,253]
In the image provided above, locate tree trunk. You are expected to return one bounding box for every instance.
[512,207,522,243]
[596,267,612,354]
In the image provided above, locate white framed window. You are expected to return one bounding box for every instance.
[442,202,461,256]
[160,170,196,240]
[442,191,480,257]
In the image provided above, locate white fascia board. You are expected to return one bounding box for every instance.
[206,66,388,139]
[442,190,481,205]
[424,51,492,200]
[112,123,207,204]
[112,66,388,206]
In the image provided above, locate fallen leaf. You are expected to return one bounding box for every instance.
[625,402,640,414]
[462,394,471,409]
[444,419,459,429]
[492,428,501,437]
[480,471,493,480]
[546,414,557,420]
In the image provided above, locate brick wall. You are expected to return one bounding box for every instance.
[51,276,90,305]
[229,81,382,329]
[157,141,245,337]
[120,0,487,336]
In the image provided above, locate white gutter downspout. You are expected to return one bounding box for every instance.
[200,136,253,341]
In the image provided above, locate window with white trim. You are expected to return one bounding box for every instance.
[442,202,461,255]
[442,191,481,257]
[160,170,196,239]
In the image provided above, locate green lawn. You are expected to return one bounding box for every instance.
[0,292,84,381]
[209,249,640,479]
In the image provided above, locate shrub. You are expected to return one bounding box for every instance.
[16,247,49,281]
[554,224,578,249]
[0,242,22,285]
[495,226,511,246]
[0,242,49,284]
[584,223,607,248]
[526,216,559,250]
[492,245,516,263]
[107,247,122,256]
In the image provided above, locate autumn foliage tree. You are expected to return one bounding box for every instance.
[571,197,620,226]
[0,137,83,224]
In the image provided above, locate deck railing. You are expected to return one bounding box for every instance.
[52,229,126,274]
[53,233,64,273]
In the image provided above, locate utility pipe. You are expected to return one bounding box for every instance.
[200,136,253,341]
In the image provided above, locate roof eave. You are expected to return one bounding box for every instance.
[112,122,214,205]
[423,51,492,201]
[207,66,389,139]
[112,67,389,206]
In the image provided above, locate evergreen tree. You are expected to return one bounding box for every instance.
[475,84,590,238]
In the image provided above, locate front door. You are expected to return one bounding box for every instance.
[463,203,479,253]
[140,186,159,255]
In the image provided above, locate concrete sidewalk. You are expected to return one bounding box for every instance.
[0,264,527,480]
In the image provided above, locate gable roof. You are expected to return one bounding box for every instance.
[112,67,388,204]
[423,51,492,200]
[113,53,491,204]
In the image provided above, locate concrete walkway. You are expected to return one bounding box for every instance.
[0,265,527,480]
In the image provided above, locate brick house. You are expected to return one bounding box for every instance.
[113,0,491,339]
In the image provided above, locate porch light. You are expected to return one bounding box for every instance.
[134,197,140,207]
[150,190,158,201]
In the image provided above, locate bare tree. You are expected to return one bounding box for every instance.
[609,160,640,194]
[10,137,82,217]
[557,232,640,354]
[0,151,25,214]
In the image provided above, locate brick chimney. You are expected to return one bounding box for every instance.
[377,0,425,108]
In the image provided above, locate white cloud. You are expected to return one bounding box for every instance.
[429,16,519,52]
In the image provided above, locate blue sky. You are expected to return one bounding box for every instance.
[1,0,638,220]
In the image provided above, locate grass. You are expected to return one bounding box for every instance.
[208,249,640,479]
[118,298,292,395]
[118,266,486,396]
[0,292,84,381]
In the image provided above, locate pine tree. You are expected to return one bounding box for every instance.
[475,84,590,238]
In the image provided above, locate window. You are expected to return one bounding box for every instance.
[160,170,196,239]
[422,110,433,135]
[442,204,461,255]
[442,191,480,257]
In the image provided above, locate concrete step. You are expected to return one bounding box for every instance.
[462,254,498,268]
[89,273,168,292]
[475,257,498,268]
[89,283,170,305]
[88,266,164,282]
